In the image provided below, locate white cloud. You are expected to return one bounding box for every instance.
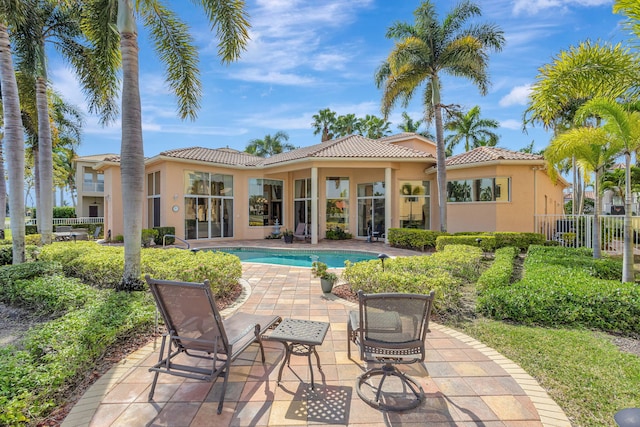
[199,0,374,86]
[513,0,612,15]
[500,119,524,130]
[499,84,532,107]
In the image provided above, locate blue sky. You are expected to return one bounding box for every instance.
[50,0,628,158]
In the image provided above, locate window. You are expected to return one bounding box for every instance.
[183,171,234,239]
[326,177,349,231]
[294,178,311,234]
[447,177,510,202]
[248,179,283,226]
[147,171,161,228]
[399,181,430,229]
[357,182,385,238]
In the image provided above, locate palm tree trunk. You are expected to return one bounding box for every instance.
[593,167,602,259]
[432,76,447,232]
[33,148,40,230]
[36,75,54,244]
[0,23,25,263]
[622,151,634,282]
[0,143,5,239]
[118,0,144,290]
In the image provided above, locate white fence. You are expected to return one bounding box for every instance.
[26,217,104,226]
[534,214,640,253]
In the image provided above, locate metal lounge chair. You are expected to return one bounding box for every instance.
[347,290,436,411]
[293,222,309,241]
[145,275,281,414]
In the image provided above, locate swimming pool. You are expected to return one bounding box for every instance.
[207,247,378,268]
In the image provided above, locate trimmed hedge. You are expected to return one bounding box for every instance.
[436,235,496,252]
[343,244,483,314]
[38,243,242,297]
[476,246,518,291]
[388,228,545,252]
[477,245,638,333]
[387,228,447,251]
[153,227,175,245]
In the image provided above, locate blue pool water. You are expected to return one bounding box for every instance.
[207,247,377,268]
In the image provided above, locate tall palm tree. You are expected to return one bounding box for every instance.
[0,0,30,263]
[546,125,623,260]
[525,41,640,216]
[15,1,118,245]
[375,0,504,232]
[356,114,392,139]
[245,131,294,157]
[397,111,434,139]
[311,108,336,142]
[333,113,358,138]
[575,98,640,281]
[444,105,499,153]
[83,0,250,290]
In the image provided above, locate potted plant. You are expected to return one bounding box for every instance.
[311,261,338,293]
[282,229,294,244]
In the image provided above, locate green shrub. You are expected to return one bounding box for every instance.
[477,247,518,291]
[141,229,159,247]
[325,227,352,240]
[492,232,545,251]
[387,228,448,251]
[436,235,496,252]
[113,234,124,243]
[343,245,482,314]
[25,225,38,235]
[153,227,175,245]
[52,207,76,218]
[0,290,154,425]
[8,276,95,316]
[0,262,63,302]
[477,245,638,333]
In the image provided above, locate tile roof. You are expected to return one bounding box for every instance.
[261,134,434,165]
[446,146,543,166]
[159,147,263,166]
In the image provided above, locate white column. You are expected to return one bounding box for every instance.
[311,167,318,245]
[385,167,392,244]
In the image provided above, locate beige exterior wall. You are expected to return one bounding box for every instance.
[97,141,566,242]
[445,163,565,233]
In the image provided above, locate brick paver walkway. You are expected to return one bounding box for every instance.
[61,240,571,426]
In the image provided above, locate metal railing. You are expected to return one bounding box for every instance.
[26,217,104,226]
[534,214,640,253]
[163,234,190,250]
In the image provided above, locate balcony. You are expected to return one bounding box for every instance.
[82,181,104,193]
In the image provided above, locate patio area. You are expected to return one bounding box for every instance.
[61,240,571,426]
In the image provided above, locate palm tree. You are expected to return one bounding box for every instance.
[546,125,623,260]
[526,41,640,217]
[14,1,118,245]
[245,131,294,157]
[0,0,30,263]
[444,105,499,153]
[574,98,640,281]
[375,0,504,232]
[614,0,640,40]
[311,108,336,141]
[397,111,434,139]
[83,0,250,290]
[333,113,358,138]
[356,114,392,139]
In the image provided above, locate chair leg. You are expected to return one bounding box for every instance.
[217,362,231,415]
[356,363,425,411]
[148,371,160,400]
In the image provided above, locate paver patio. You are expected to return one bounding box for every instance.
[61,240,572,427]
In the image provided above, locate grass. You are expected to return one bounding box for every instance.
[455,319,640,427]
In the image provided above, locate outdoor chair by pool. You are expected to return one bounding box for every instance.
[293,222,310,241]
[145,275,281,414]
[347,290,435,411]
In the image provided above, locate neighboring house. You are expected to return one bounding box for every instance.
[74,154,116,219]
[93,133,566,244]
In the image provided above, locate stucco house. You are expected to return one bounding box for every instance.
[91,133,566,244]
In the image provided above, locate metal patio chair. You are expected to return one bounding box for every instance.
[347,290,435,411]
[145,275,281,414]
